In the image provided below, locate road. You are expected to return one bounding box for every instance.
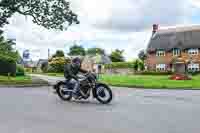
[0,75,200,133]
[30,74,65,85]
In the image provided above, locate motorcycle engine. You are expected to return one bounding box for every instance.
[80,80,90,94]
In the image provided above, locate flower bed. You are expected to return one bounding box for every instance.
[169,74,192,80]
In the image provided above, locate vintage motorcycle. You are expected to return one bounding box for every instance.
[53,72,112,104]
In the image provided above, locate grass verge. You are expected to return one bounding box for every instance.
[100,74,200,89]
[32,73,200,89]
[0,75,48,86]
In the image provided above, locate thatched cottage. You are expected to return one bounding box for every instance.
[146,24,200,73]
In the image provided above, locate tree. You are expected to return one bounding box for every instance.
[0,0,79,30]
[133,59,139,71]
[0,30,19,62]
[138,60,145,71]
[138,50,147,61]
[68,44,86,56]
[52,50,65,58]
[87,47,105,55]
[0,30,19,76]
[41,62,48,73]
[109,49,125,62]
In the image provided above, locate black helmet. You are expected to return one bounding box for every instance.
[72,57,82,67]
[72,57,81,64]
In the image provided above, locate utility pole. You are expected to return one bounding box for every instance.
[48,48,50,59]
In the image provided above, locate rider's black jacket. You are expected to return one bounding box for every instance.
[64,64,88,80]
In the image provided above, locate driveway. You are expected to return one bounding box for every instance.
[1,75,200,133]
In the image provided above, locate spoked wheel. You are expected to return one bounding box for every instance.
[95,84,112,104]
[56,82,72,101]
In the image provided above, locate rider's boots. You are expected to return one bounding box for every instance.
[72,90,81,99]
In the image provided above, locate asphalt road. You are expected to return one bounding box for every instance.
[0,86,200,133]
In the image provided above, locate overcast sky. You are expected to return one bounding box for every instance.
[2,0,200,61]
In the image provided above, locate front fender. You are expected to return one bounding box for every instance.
[92,83,109,98]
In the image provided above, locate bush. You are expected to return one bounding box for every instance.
[24,68,32,73]
[48,57,70,73]
[187,71,200,75]
[138,61,145,71]
[133,60,139,71]
[16,65,25,76]
[41,62,48,73]
[16,64,24,73]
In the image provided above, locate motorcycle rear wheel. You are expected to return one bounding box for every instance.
[56,82,72,101]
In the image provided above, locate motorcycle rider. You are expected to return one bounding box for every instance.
[64,57,88,98]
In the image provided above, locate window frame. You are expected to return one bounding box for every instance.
[188,63,200,72]
[156,64,166,71]
[188,48,199,56]
[156,50,165,57]
[172,48,181,56]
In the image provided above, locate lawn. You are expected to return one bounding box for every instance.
[100,74,200,89]
[0,76,33,85]
[35,72,200,89]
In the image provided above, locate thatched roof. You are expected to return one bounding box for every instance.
[147,25,200,51]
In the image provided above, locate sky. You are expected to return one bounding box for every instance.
[2,0,200,61]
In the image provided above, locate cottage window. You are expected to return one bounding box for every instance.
[188,48,198,55]
[156,50,165,56]
[188,64,199,72]
[156,64,166,71]
[173,48,181,56]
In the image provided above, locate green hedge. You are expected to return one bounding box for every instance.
[0,59,16,76]
[137,71,172,75]
[105,62,134,69]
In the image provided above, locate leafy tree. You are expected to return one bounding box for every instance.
[109,49,125,62]
[0,30,19,76]
[138,60,145,71]
[0,0,79,30]
[0,30,19,62]
[52,50,65,58]
[41,62,48,73]
[133,59,139,71]
[87,47,105,55]
[138,50,147,61]
[68,44,86,56]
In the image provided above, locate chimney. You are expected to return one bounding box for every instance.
[152,24,159,35]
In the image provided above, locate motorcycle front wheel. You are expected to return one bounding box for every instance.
[95,84,112,104]
[56,82,72,101]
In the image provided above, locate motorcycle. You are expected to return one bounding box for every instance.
[53,72,112,104]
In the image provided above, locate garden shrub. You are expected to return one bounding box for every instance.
[138,71,172,75]
[48,57,70,73]
[187,71,200,76]
[16,64,25,76]
[24,68,32,73]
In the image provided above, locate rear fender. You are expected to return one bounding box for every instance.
[53,81,66,90]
